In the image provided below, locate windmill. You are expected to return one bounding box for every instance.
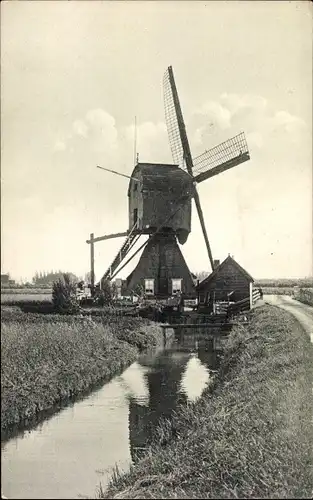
[87,66,250,299]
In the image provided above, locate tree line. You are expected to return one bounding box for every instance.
[32,270,80,286]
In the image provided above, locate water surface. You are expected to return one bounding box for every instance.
[1,334,219,499]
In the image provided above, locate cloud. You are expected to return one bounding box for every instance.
[51,101,310,217]
[49,110,173,219]
[85,108,118,146]
[55,113,172,174]
[57,97,309,175]
[196,101,231,130]
[54,140,66,151]
[270,110,307,140]
[72,119,88,137]
[4,95,311,281]
[220,93,267,114]
[246,131,263,149]
[50,99,310,222]
[54,108,121,174]
[59,109,119,150]
[191,92,310,169]
[124,121,170,164]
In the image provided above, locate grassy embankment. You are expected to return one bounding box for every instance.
[1,306,163,434]
[103,305,313,499]
[297,288,313,307]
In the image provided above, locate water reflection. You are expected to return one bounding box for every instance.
[127,336,219,462]
[128,350,190,461]
[1,334,220,499]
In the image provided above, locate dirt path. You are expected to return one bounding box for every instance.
[263,295,313,342]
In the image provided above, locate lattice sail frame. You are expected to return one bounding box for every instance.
[192,132,249,175]
[164,67,249,178]
[163,68,185,169]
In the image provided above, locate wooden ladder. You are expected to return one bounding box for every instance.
[101,221,139,282]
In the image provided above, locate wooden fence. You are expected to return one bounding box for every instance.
[227,288,261,317]
[252,288,261,303]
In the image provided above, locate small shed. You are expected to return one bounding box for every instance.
[197,255,254,304]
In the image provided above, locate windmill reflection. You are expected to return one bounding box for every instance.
[128,339,220,462]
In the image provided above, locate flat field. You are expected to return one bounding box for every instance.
[255,278,313,288]
[262,286,295,295]
[1,293,52,304]
[0,288,51,294]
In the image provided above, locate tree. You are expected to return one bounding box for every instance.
[32,270,79,286]
[52,273,80,314]
[84,271,92,284]
[194,271,209,282]
[96,279,115,306]
[133,283,144,297]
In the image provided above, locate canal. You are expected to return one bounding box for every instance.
[1,331,221,499]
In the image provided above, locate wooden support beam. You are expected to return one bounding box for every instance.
[86,232,128,244]
[90,233,95,295]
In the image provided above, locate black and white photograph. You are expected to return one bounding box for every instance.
[1,1,312,499]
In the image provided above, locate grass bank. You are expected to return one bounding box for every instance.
[297,288,313,307]
[1,307,163,434]
[103,305,313,499]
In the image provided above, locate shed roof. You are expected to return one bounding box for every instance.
[128,163,193,196]
[197,255,254,289]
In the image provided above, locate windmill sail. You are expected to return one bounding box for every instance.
[163,67,185,169]
[193,132,250,183]
[163,66,215,271]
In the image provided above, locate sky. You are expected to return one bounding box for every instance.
[1,0,312,283]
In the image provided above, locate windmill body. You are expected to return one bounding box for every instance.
[89,66,251,302]
[126,162,196,298]
[128,162,193,244]
[126,231,196,298]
